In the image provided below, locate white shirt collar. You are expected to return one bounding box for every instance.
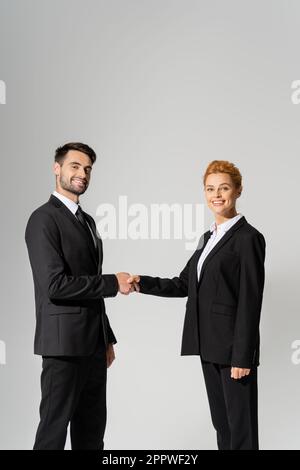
[210,213,243,235]
[53,191,79,216]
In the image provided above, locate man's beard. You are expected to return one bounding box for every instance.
[59,175,88,195]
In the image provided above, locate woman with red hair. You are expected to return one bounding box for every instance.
[129,161,266,450]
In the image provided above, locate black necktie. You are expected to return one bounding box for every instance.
[76,205,96,249]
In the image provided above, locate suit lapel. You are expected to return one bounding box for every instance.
[85,213,102,272]
[49,195,98,268]
[197,216,246,286]
[189,230,211,297]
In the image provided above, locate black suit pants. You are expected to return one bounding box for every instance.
[201,360,258,450]
[34,344,107,450]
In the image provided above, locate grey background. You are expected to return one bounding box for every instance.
[0,0,299,450]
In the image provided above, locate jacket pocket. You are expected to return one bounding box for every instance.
[47,305,81,315]
[211,302,236,316]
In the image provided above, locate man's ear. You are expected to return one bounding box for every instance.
[237,186,242,198]
[53,162,60,177]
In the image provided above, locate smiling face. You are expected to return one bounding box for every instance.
[53,150,93,201]
[204,172,242,222]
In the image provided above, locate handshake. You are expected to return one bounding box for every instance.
[115,273,141,295]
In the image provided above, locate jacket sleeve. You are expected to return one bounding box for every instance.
[25,210,119,301]
[105,313,117,345]
[138,255,193,298]
[231,232,266,368]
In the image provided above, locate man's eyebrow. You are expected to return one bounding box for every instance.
[68,161,92,169]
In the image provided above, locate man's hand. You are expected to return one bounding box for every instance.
[116,272,135,295]
[106,343,115,368]
[127,275,140,292]
[231,367,251,380]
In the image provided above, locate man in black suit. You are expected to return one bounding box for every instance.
[25,142,132,450]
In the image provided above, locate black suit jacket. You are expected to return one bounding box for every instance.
[139,216,266,368]
[25,194,119,356]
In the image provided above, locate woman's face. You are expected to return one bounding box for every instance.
[204,172,241,219]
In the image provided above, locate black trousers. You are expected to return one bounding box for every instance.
[34,344,107,450]
[201,360,258,450]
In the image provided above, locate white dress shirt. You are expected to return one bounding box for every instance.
[52,191,97,248]
[53,190,78,215]
[197,213,243,280]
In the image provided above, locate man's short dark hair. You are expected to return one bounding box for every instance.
[54,142,97,165]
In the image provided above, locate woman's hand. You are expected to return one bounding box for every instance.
[127,275,140,292]
[231,367,251,380]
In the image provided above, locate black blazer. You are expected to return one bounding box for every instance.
[139,216,266,368]
[25,194,119,356]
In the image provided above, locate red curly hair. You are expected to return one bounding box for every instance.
[203,160,242,189]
